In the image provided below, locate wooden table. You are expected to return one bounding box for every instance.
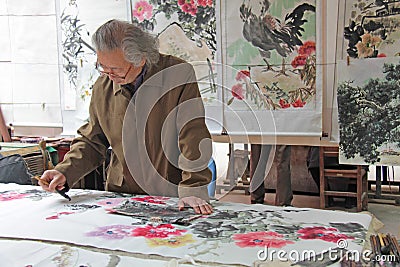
[0,142,41,157]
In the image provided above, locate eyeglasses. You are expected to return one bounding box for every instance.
[95,62,132,80]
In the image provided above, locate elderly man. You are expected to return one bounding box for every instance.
[39,20,213,214]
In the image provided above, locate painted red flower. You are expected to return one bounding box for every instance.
[0,192,28,201]
[132,0,153,22]
[130,196,169,205]
[131,224,186,239]
[377,53,386,57]
[279,99,291,109]
[298,41,316,56]
[291,54,308,68]
[46,211,75,220]
[297,226,354,243]
[178,0,198,16]
[231,83,244,100]
[198,0,213,7]
[291,98,306,108]
[233,231,294,248]
[235,70,250,81]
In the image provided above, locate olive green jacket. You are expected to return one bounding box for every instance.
[55,54,212,200]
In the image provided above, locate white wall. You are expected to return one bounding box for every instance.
[0,0,129,137]
[0,0,62,135]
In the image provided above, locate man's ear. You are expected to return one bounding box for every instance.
[139,57,146,67]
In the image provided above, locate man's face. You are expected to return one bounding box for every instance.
[96,49,144,85]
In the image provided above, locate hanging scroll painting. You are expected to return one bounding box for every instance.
[339,0,400,60]
[336,57,400,166]
[59,0,128,110]
[221,0,322,136]
[336,0,400,165]
[129,0,221,132]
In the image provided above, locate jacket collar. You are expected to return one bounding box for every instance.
[112,57,164,96]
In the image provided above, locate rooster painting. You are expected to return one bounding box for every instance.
[240,0,315,75]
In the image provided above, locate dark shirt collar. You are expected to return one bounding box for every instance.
[122,65,147,96]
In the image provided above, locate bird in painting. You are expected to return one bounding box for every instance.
[240,0,315,75]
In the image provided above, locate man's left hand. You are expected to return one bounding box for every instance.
[178,196,213,215]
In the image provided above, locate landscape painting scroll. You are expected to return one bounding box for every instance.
[336,57,400,166]
[336,0,400,165]
[220,0,322,138]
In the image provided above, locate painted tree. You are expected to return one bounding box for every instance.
[337,60,400,163]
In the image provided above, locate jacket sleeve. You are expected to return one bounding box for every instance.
[55,86,109,188]
[175,63,212,201]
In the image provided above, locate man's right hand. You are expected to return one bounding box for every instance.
[39,170,67,193]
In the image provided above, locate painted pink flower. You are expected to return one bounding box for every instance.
[198,0,213,7]
[297,226,355,243]
[178,0,198,15]
[86,225,136,240]
[235,70,250,81]
[132,0,153,22]
[131,224,186,238]
[0,191,28,201]
[233,231,294,248]
[130,196,169,205]
[96,198,126,207]
[298,41,316,56]
[279,99,291,109]
[291,54,308,68]
[231,83,244,100]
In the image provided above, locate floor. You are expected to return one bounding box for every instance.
[215,189,400,239]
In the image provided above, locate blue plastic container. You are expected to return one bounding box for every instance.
[207,158,217,197]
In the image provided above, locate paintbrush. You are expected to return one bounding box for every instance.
[370,235,378,264]
[34,176,71,201]
[378,233,391,255]
[387,234,400,263]
[391,235,400,255]
[374,235,382,258]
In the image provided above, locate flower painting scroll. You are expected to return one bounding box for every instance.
[221,0,321,136]
[340,0,400,60]
[59,0,128,107]
[223,0,317,110]
[130,0,322,136]
[130,0,217,105]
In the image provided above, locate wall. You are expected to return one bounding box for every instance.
[0,0,63,136]
[0,0,129,137]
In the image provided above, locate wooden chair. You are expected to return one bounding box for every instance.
[23,140,53,182]
[0,140,53,185]
[319,146,368,211]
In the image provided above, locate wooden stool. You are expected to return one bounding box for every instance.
[319,146,368,211]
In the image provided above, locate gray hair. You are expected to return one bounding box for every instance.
[92,19,159,68]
